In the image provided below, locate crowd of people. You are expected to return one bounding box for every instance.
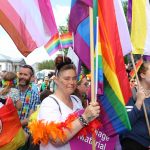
[0,55,150,150]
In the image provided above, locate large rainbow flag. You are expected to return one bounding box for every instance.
[69,0,132,136]
[128,0,150,55]
[0,0,57,57]
[69,0,132,70]
[97,0,131,135]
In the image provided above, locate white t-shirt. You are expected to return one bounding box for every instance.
[38,94,83,150]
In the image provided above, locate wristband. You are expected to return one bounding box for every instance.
[78,115,88,127]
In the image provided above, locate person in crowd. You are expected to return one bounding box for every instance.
[0,70,7,88]
[129,78,137,89]
[120,61,150,150]
[74,74,90,108]
[18,65,41,147]
[40,89,53,102]
[31,75,39,94]
[28,89,53,150]
[40,76,50,92]
[0,71,22,110]
[36,56,100,150]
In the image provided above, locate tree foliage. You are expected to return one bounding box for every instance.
[38,60,55,71]
[122,1,128,17]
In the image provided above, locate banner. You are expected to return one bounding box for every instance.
[70,129,117,150]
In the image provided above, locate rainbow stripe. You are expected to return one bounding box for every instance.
[128,0,150,55]
[98,0,131,135]
[0,98,25,149]
[60,32,73,49]
[0,0,57,56]
[44,33,61,56]
[69,0,132,135]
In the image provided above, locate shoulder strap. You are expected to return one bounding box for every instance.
[70,95,78,103]
[49,96,62,114]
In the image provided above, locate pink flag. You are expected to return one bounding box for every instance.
[0,0,58,57]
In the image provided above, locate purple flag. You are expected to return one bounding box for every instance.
[69,0,92,69]
[127,0,132,25]
[69,0,92,32]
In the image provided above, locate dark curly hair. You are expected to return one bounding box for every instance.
[54,55,76,76]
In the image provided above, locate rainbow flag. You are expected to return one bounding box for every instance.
[128,0,150,55]
[98,0,131,135]
[0,97,25,150]
[44,33,61,56]
[69,0,132,136]
[129,59,143,78]
[0,0,57,56]
[69,0,132,69]
[60,32,73,49]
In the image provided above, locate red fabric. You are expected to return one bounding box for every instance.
[0,97,21,147]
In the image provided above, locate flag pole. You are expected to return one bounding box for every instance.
[130,53,150,135]
[59,33,65,61]
[89,6,96,150]
[72,32,75,51]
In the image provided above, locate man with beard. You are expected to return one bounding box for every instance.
[18,65,40,145]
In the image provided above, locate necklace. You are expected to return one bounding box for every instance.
[21,86,32,116]
[143,88,150,98]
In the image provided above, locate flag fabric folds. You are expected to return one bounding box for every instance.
[98,0,131,136]
[129,0,150,55]
[69,0,92,69]
[0,0,57,57]
[0,97,25,150]
[69,0,132,136]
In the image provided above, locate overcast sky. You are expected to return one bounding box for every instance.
[0,0,126,65]
[0,0,71,65]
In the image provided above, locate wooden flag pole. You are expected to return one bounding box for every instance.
[130,53,150,135]
[89,6,96,150]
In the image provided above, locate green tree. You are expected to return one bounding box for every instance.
[122,1,128,19]
[38,60,55,71]
[58,25,68,34]
[58,23,69,56]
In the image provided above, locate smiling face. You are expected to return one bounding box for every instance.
[56,69,77,95]
[18,67,33,86]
